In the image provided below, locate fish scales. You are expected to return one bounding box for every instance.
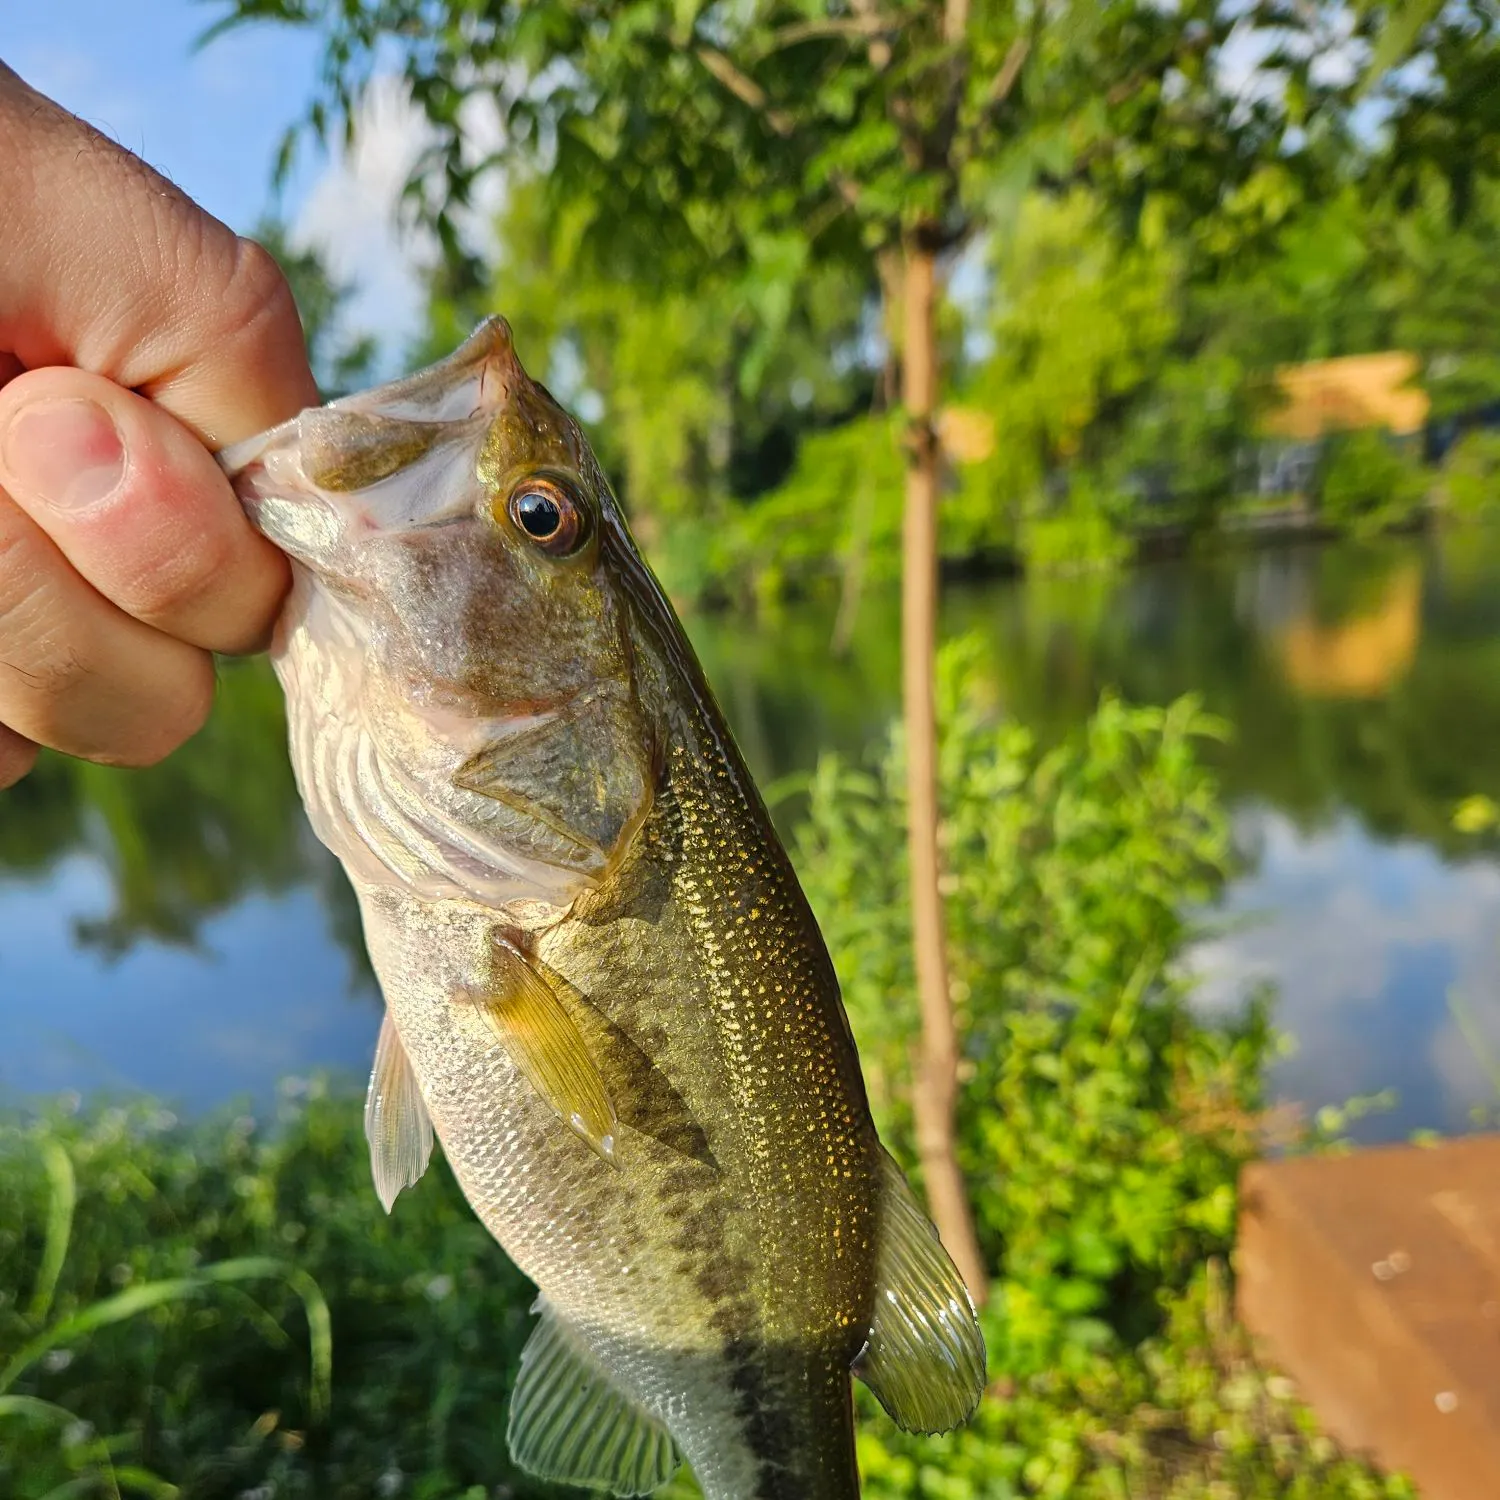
[223,320,985,1500]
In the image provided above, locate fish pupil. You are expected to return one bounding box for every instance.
[516,491,562,539]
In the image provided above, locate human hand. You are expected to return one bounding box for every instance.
[0,62,318,788]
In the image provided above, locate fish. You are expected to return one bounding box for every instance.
[220,319,984,1500]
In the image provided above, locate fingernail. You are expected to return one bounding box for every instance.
[1,398,125,512]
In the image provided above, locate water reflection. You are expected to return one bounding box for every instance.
[1273,558,1421,698]
[947,533,1500,859]
[0,658,364,964]
[1191,808,1500,1138]
[4,530,1500,1139]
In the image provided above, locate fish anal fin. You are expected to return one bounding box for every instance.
[473,936,619,1165]
[508,1300,680,1496]
[854,1150,986,1434]
[364,1011,435,1213]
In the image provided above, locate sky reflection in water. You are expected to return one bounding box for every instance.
[4,530,1500,1145]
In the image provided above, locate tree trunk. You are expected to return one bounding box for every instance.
[899,232,988,1306]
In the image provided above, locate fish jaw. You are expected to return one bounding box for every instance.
[220,316,583,579]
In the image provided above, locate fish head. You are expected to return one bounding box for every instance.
[222,319,659,904]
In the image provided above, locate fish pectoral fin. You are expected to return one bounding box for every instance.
[508,1300,681,1497]
[363,1011,435,1213]
[854,1149,987,1434]
[474,937,619,1165]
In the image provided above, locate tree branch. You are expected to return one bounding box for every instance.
[985,35,1030,110]
[760,14,895,54]
[943,0,970,47]
[695,46,796,137]
[694,45,864,213]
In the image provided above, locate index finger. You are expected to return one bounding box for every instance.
[0,61,319,445]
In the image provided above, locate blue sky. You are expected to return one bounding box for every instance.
[1,0,435,359]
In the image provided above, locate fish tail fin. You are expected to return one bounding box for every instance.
[854,1148,987,1433]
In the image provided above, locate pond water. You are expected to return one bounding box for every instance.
[5,529,1500,1144]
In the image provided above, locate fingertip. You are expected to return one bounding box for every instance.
[145,232,321,446]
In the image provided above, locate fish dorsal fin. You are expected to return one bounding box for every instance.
[364,1012,435,1213]
[473,936,619,1165]
[854,1150,986,1434]
[509,1300,680,1496]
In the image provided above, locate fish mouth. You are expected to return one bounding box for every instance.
[219,317,523,476]
[219,318,530,559]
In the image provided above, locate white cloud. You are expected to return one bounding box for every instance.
[291,75,508,372]
[292,76,438,363]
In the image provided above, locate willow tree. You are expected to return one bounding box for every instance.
[217,0,1308,1296]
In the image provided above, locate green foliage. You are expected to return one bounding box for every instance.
[967,194,1184,519]
[1016,493,1133,578]
[1389,176,1500,419]
[0,1085,547,1500]
[1443,430,1500,520]
[209,0,1425,596]
[202,0,1500,605]
[217,1,1265,289]
[793,651,1247,1328]
[1317,431,1430,536]
[727,414,905,602]
[787,647,1406,1498]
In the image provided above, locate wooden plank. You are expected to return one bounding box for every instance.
[1238,1135,1500,1500]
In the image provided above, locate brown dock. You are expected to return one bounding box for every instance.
[1238,1135,1500,1500]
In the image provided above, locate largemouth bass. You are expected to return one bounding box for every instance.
[222,320,984,1500]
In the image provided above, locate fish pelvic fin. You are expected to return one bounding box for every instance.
[509,1299,681,1496]
[364,1011,435,1213]
[854,1149,987,1434]
[471,935,619,1164]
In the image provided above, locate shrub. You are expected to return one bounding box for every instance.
[792,646,1252,1354]
[0,1086,546,1500]
[788,641,1409,1498]
[1016,485,1133,577]
[1317,429,1428,535]
[1443,429,1500,521]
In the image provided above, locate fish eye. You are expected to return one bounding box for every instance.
[504,475,588,556]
